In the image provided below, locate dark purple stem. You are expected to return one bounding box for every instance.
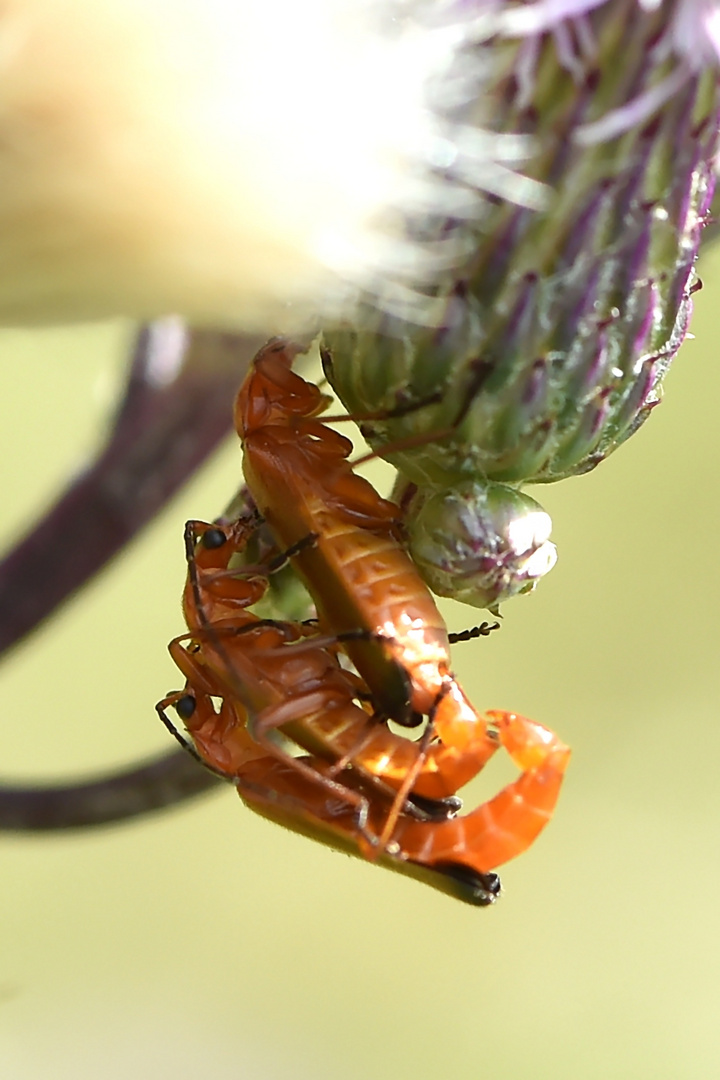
[0,322,259,655]
[0,321,262,829]
[0,750,226,831]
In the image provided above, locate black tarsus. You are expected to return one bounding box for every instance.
[449,621,501,644]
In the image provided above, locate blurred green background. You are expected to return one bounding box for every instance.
[1,248,720,1080]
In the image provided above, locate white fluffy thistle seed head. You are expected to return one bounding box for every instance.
[2,2,718,333]
[0,0,534,331]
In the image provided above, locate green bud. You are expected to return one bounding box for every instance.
[324,0,720,490]
[401,480,557,612]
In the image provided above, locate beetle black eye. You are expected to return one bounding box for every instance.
[201,527,227,550]
[174,694,197,720]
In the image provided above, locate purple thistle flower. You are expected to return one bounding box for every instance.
[324,0,720,608]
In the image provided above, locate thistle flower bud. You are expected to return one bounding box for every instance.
[325,0,720,490]
[400,480,557,611]
[323,0,720,608]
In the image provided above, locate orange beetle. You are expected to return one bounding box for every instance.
[236,338,493,740]
[155,338,570,901]
[159,518,501,810]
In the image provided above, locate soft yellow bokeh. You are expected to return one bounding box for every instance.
[0,0,452,332]
[1,248,719,1077]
